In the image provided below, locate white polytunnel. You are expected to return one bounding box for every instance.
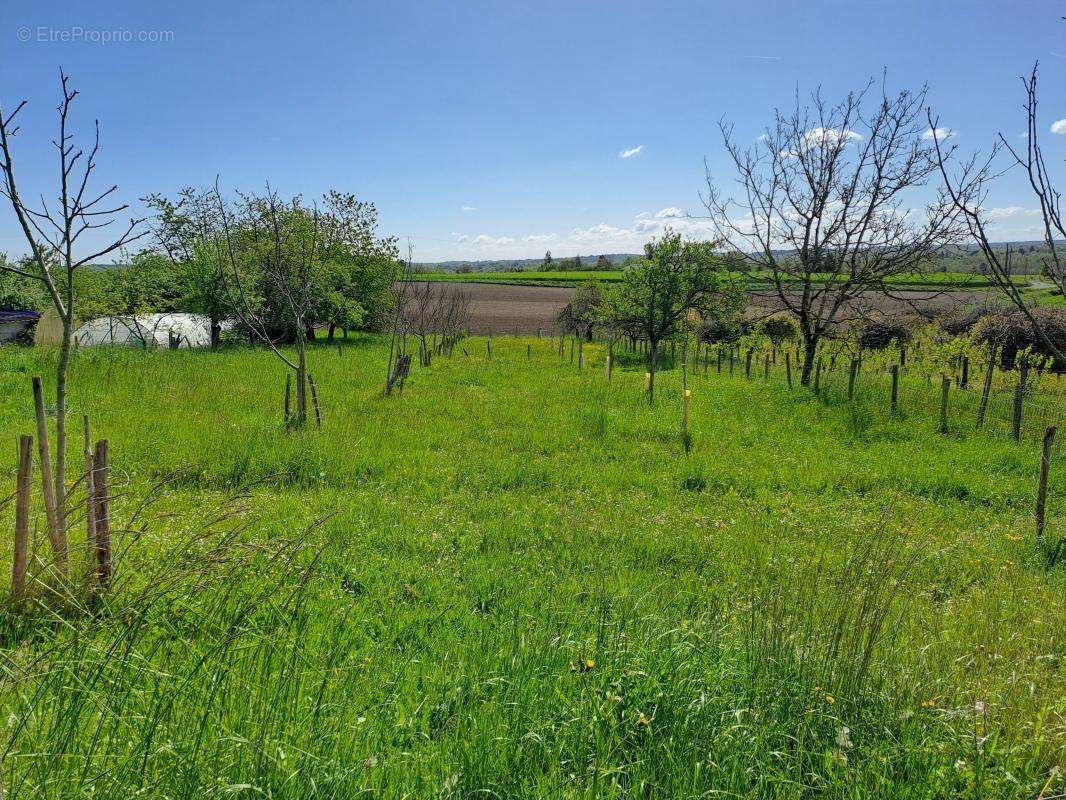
[74,313,218,349]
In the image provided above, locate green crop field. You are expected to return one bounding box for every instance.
[0,338,1063,798]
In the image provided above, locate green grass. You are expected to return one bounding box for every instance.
[0,337,1063,798]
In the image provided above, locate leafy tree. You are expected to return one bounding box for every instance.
[0,255,47,310]
[598,230,740,401]
[313,191,399,337]
[594,254,612,271]
[143,187,230,347]
[542,250,553,271]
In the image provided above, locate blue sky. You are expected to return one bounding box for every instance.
[1,0,1064,262]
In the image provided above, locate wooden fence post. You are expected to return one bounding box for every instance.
[31,376,65,575]
[717,349,723,374]
[939,375,950,434]
[578,339,584,370]
[487,339,492,361]
[12,434,32,600]
[848,359,858,400]
[605,351,613,382]
[681,388,691,449]
[745,349,753,379]
[785,352,793,389]
[763,354,770,379]
[976,347,996,429]
[960,356,969,389]
[1036,426,1056,540]
[308,375,323,427]
[83,414,96,550]
[890,365,899,412]
[813,358,823,395]
[92,439,111,589]
[527,343,531,361]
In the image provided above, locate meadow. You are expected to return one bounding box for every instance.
[0,336,1063,799]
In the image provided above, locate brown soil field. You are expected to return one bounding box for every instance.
[405,281,574,335]
[406,280,992,335]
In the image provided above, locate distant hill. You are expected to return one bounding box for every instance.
[415,253,639,273]
[417,242,1062,274]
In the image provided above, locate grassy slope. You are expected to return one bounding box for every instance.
[0,338,1063,799]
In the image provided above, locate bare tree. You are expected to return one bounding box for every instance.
[406,280,437,366]
[383,241,413,394]
[0,70,145,554]
[929,63,1065,363]
[433,286,470,357]
[215,184,318,426]
[704,80,963,385]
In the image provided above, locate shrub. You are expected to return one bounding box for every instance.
[698,316,741,345]
[971,306,1066,371]
[857,317,913,351]
[760,315,798,346]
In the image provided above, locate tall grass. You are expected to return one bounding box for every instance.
[0,336,1062,797]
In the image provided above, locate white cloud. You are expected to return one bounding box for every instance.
[1051,119,1066,135]
[618,145,644,159]
[800,127,862,151]
[442,205,718,260]
[985,206,1041,221]
[922,127,955,141]
[460,205,477,212]
[654,207,686,219]
[472,234,514,246]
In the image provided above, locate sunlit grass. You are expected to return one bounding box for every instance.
[0,336,1062,798]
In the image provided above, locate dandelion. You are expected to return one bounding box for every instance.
[1005,534,1023,542]
[836,726,853,749]
[921,699,935,709]
[637,711,650,727]
[825,694,835,705]
[585,658,595,670]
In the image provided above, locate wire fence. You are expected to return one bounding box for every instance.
[678,342,1065,462]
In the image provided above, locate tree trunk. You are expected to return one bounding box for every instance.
[210,318,221,350]
[327,323,336,343]
[305,325,316,342]
[55,318,73,528]
[295,337,308,425]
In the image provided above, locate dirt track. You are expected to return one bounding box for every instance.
[407,280,990,335]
